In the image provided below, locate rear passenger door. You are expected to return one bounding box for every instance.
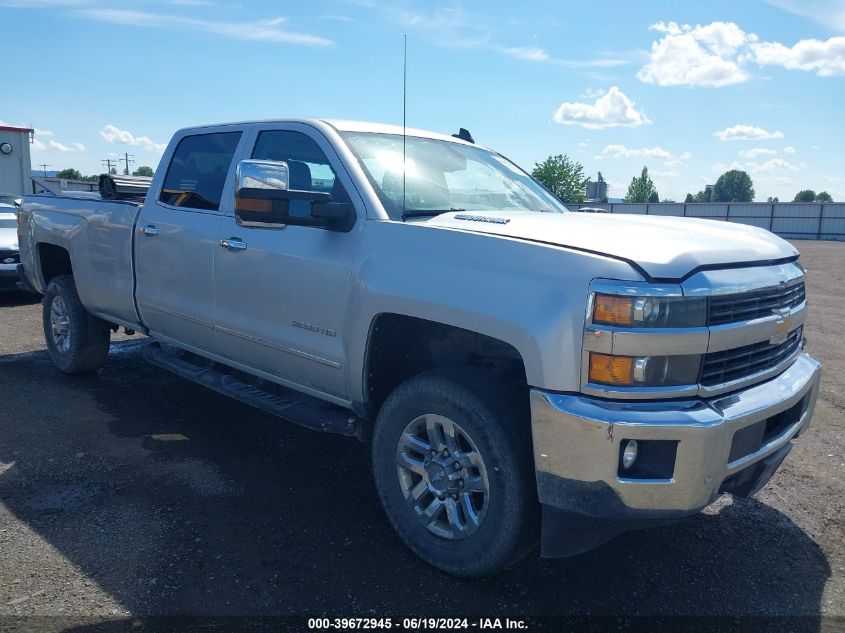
[212,124,364,401]
[135,129,243,350]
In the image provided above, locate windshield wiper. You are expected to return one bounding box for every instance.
[402,207,465,220]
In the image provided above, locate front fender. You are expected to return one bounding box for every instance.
[345,220,643,401]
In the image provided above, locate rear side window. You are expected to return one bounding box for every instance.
[159,132,241,211]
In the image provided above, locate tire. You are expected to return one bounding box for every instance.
[372,368,538,577]
[42,275,110,374]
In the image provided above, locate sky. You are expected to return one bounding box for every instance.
[1,0,844,202]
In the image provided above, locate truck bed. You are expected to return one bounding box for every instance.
[19,194,144,329]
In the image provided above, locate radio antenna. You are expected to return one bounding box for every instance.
[402,34,407,219]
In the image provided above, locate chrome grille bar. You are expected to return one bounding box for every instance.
[701,327,803,386]
[708,283,805,326]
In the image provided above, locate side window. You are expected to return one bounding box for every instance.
[251,130,349,200]
[159,131,242,211]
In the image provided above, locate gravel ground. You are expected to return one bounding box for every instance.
[0,240,843,622]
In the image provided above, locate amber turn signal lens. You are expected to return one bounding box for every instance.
[593,294,633,325]
[589,353,634,386]
[235,197,272,213]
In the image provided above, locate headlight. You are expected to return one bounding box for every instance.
[593,293,706,328]
[589,352,700,387]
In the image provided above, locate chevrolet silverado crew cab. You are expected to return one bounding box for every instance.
[17,119,821,576]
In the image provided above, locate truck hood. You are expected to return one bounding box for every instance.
[423,211,798,279]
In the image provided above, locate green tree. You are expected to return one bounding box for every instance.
[793,189,816,202]
[55,168,83,180]
[815,191,833,202]
[684,193,694,203]
[132,166,155,177]
[625,166,658,203]
[531,154,588,203]
[713,170,755,202]
[693,189,712,203]
[766,196,780,203]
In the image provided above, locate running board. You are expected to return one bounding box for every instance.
[144,344,362,438]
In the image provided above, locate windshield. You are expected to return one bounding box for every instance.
[340,132,566,219]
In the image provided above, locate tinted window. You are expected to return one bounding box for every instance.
[160,132,241,211]
[251,131,346,198]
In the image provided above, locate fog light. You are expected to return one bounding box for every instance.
[622,440,639,470]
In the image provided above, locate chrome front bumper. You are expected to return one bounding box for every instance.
[531,353,821,521]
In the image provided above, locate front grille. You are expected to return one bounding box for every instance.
[708,282,805,326]
[700,326,802,386]
[0,249,20,264]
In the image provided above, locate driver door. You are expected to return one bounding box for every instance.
[212,125,364,401]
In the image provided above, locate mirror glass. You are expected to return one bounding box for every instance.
[235,159,289,192]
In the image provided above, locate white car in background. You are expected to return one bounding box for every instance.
[0,206,21,291]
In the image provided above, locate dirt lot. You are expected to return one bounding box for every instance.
[0,240,843,624]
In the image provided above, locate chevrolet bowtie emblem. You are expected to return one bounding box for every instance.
[769,307,792,345]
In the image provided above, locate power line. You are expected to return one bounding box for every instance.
[122,152,135,175]
[38,163,50,177]
[101,157,119,174]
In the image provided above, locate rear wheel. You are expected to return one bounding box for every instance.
[372,368,538,577]
[42,275,110,374]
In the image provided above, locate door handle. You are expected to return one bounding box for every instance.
[218,238,247,251]
[139,225,158,237]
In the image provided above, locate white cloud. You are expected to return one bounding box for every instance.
[48,140,85,152]
[100,124,166,153]
[319,14,355,22]
[763,1,845,34]
[637,21,751,87]
[748,36,845,76]
[784,146,796,154]
[710,161,745,172]
[387,6,627,68]
[501,45,626,68]
[77,9,333,46]
[578,141,589,148]
[31,139,47,151]
[597,145,673,160]
[503,46,548,62]
[715,124,784,141]
[739,147,778,158]
[580,88,606,99]
[553,86,651,129]
[651,170,681,178]
[747,158,799,173]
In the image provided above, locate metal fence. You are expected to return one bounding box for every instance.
[563,202,845,241]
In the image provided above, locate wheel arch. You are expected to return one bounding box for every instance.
[360,313,531,420]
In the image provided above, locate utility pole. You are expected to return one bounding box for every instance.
[39,163,50,177]
[122,152,134,175]
[102,157,119,174]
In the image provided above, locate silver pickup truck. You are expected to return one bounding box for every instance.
[17,119,821,576]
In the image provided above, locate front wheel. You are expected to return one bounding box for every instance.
[42,275,110,374]
[372,368,538,577]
